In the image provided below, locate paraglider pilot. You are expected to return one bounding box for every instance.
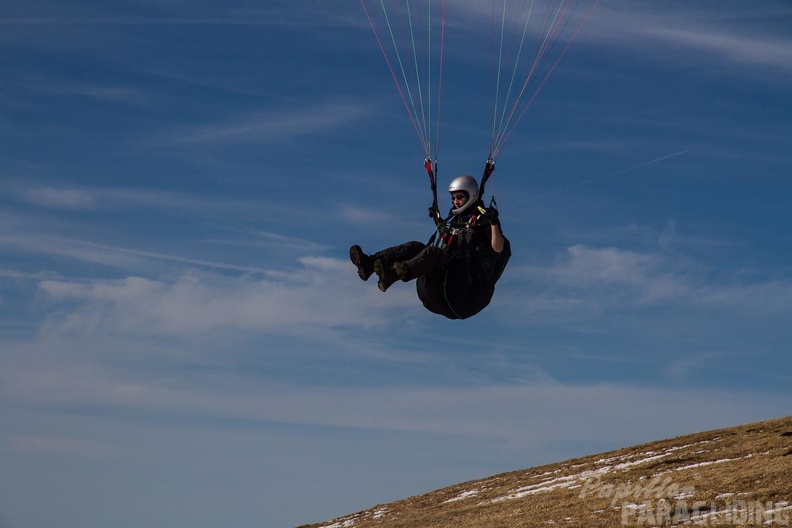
[350,175,510,319]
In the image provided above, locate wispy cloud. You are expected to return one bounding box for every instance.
[543,244,691,305]
[338,204,397,224]
[21,187,98,210]
[587,3,792,72]
[449,1,792,74]
[10,73,154,105]
[10,184,312,230]
[7,434,129,458]
[157,101,375,146]
[0,2,363,28]
[498,238,792,333]
[14,184,244,212]
[1,353,787,444]
[0,232,149,271]
[692,280,792,315]
[0,229,313,276]
[644,26,792,71]
[35,259,405,338]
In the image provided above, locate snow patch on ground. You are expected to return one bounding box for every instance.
[318,507,389,528]
[490,444,696,503]
[443,489,482,503]
[485,438,749,505]
[672,454,750,472]
[317,519,356,528]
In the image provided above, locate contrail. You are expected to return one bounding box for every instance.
[539,149,690,196]
[614,149,690,175]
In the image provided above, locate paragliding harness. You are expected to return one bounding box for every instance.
[418,158,511,318]
[424,157,495,243]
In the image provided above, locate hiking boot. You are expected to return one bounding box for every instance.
[373,258,398,292]
[349,245,374,281]
[393,261,413,282]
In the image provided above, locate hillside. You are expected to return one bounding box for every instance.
[300,415,792,528]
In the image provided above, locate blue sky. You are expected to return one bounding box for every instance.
[1,1,791,527]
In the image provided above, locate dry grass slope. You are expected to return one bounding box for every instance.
[300,415,792,528]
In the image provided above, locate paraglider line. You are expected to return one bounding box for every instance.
[434,0,447,163]
[361,0,446,161]
[493,0,601,159]
[494,0,571,152]
[360,0,430,156]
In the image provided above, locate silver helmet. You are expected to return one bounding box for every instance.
[448,175,479,215]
